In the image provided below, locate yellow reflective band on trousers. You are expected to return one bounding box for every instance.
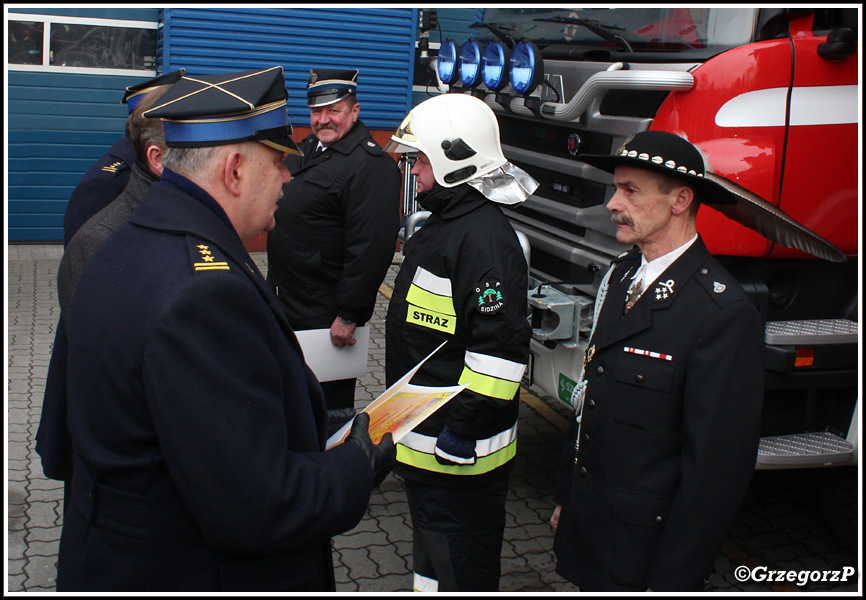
[396,439,516,476]
[459,367,521,401]
[406,304,456,334]
[406,283,455,316]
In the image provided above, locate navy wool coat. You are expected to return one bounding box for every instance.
[57,180,372,592]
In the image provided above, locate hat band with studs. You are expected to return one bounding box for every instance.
[619,148,703,178]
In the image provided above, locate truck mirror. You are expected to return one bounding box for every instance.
[817,27,857,60]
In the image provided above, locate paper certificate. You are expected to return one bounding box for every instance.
[295,326,370,382]
[326,342,465,448]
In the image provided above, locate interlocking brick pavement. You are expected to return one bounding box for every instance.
[6,245,858,594]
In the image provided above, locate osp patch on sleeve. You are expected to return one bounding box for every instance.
[475,279,505,315]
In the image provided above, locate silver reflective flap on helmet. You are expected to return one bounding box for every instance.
[467,162,539,205]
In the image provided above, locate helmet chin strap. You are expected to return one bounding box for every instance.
[466,162,539,205]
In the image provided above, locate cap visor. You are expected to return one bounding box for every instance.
[307,91,353,108]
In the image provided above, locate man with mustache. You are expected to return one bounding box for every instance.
[267,68,401,436]
[550,131,764,592]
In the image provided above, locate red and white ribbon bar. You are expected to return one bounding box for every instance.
[623,346,673,361]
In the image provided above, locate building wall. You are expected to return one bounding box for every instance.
[7,7,417,243]
[7,8,160,241]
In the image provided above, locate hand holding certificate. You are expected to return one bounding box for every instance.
[327,342,464,449]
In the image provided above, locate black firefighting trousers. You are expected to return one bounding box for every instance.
[405,475,509,592]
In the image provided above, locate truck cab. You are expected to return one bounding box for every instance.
[422,7,859,470]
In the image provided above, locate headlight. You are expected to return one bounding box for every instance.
[458,40,484,87]
[510,41,543,96]
[481,41,510,91]
[437,39,459,85]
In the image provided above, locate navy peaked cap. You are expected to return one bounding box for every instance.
[123,69,186,113]
[306,68,359,107]
[143,66,301,156]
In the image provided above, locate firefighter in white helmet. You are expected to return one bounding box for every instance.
[384,93,538,592]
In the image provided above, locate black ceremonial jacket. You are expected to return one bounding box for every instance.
[553,238,763,592]
[58,175,372,592]
[267,120,400,329]
[386,184,530,487]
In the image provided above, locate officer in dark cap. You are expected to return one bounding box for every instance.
[36,74,182,507]
[57,66,394,592]
[267,68,401,436]
[550,130,764,592]
[61,69,185,245]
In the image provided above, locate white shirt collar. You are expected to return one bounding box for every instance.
[632,234,698,288]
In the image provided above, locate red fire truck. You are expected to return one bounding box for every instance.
[422,6,858,526]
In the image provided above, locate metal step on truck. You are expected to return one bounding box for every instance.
[412,8,859,481]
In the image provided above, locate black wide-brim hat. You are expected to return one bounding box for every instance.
[579,130,738,205]
[580,130,845,262]
[144,66,301,156]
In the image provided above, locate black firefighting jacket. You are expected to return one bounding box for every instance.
[386,183,531,487]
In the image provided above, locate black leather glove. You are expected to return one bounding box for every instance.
[346,412,396,488]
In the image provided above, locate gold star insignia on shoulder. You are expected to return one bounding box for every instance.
[190,240,229,272]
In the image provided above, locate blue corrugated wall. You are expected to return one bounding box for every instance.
[160,8,417,130]
[7,7,417,242]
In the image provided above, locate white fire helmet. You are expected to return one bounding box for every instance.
[385,93,508,188]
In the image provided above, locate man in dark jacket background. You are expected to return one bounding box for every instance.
[267,68,401,435]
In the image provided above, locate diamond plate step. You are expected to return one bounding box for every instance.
[765,319,858,345]
[756,431,854,468]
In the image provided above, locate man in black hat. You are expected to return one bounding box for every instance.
[550,130,764,592]
[56,66,394,592]
[36,81,175,506]
[267,68,401,435]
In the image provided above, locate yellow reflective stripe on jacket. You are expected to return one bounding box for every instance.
[464,350,526,383]
[459,367,521,400]
[396,427,517,475]
[396,440,516,476]
[458,351,526,400]
[406,284,455,316]
[405,267,457,334]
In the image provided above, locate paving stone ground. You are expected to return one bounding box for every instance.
[6,244,859,594]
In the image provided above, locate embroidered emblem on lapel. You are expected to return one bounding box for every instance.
[101,161,123,173]
[654,279,675,301]
[713,281,726,294]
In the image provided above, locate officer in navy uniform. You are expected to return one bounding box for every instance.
[37,71,183,504]
[267,68,401,435]
[61,69,185,245]
[550,131,764,592]
[57,66,394,592]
